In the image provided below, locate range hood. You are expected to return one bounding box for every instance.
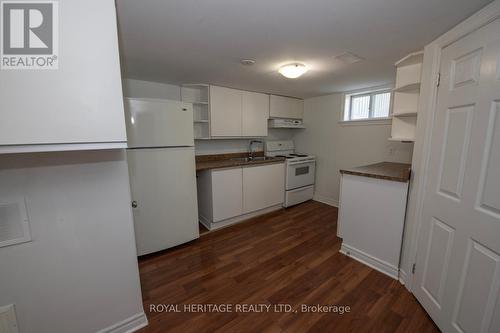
[268,118,305,129]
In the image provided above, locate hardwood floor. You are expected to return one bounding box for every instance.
[137,201,439,333]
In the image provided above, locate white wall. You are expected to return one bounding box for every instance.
[294,93,413,206]
[122,78,181,100]
[0,151,146,333]
[122,79,297,155]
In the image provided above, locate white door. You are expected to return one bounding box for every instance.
[242,163,284,213]
[210,86,242,137]
[124,98,194,148]
[127,147,199,255]
[211,168,243,222]
[414,18,500,333]
[242,91,269,137]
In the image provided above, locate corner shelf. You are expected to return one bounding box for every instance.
[393,111,418,117]
[393,83,421,93]
[390,51,423,143]
[182,84,211,140]
[389,137,415,143]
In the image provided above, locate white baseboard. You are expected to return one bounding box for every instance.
[399,268,408,286]
[204,204,283,231]
[313,194,339,207]
[96,312,148,333]
[340,243,399,280]
[198,214,211,230]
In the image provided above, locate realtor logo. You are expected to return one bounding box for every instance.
[1,1,58,69]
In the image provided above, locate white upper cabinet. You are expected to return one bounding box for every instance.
[0,0,126,152]
[242,91,269,137]
[210,86,242,137]
[269,95,304,119]
[210,86,269,137]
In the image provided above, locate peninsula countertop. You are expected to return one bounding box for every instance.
[196,152,285,172]
[340,162,411,183]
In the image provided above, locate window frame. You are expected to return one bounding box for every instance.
[343,88,393,122]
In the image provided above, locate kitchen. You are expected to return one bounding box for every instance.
[1,1,499,333]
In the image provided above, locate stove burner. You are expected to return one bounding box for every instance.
[290,153,308,157]
[275,155,294,159]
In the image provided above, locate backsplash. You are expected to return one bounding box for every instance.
[194,129,296,155]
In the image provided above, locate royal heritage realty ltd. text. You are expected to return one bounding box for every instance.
[150,304,351,314]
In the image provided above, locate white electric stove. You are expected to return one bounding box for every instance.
[265,140,316,207]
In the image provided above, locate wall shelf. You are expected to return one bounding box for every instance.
[390,51,423,143]
[389,137,415,143]
[393,83,421,93]
[182,84,211,140]
[393,111,418,117]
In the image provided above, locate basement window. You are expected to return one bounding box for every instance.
[343,89,392,122]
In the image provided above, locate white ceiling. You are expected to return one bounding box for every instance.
[116,0,492,98]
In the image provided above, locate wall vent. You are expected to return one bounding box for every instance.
[0,304,19,333]
[0,197,31,248]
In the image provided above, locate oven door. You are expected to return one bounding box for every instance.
[286,160,316,190]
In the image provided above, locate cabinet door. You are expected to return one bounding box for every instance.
[243,163,285,214]
[269,95,304,119]
[212,168,243,222]
[0,0,126,149]
[242,91,269,137]
[210,86,242,137]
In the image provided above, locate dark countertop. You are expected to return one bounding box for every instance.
[340,162,411,183]
[196,152,285,171]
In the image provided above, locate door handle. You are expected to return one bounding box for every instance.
[131,201,138,208]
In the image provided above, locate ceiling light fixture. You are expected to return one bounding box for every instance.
[240,59,256,66]
[278,63,308,79]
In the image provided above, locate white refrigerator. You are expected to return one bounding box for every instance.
[125,98,199,256]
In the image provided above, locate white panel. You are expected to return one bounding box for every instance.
[127,147,199,255]
[210,86,242,137]
[9,10,24,48]
[0,197,31,248]
[242,163,285,213]
[477,102,500,217]
[269,95,304,119]
[453,240,500,333]
[421,218,455,308]
[497,50,500,80]
[125,98,194,148]
[211,168,243,222]
[0,0,126,147]
[242,91,269,137]
[395,63,422,87]
[0,304,19,333]
[339,174,409,270]
[451,49,482,89]
[438,105,473,199]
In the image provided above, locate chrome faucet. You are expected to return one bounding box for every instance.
[248,140,263,160]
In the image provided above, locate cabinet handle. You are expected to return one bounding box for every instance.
[131,201,138,208]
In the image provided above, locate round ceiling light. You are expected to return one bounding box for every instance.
[240,59,256,66]
[278,63,308,79]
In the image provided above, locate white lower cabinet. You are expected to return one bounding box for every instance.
[243,163,285,213]
[197,163,285,230]
[212,168,243,222]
